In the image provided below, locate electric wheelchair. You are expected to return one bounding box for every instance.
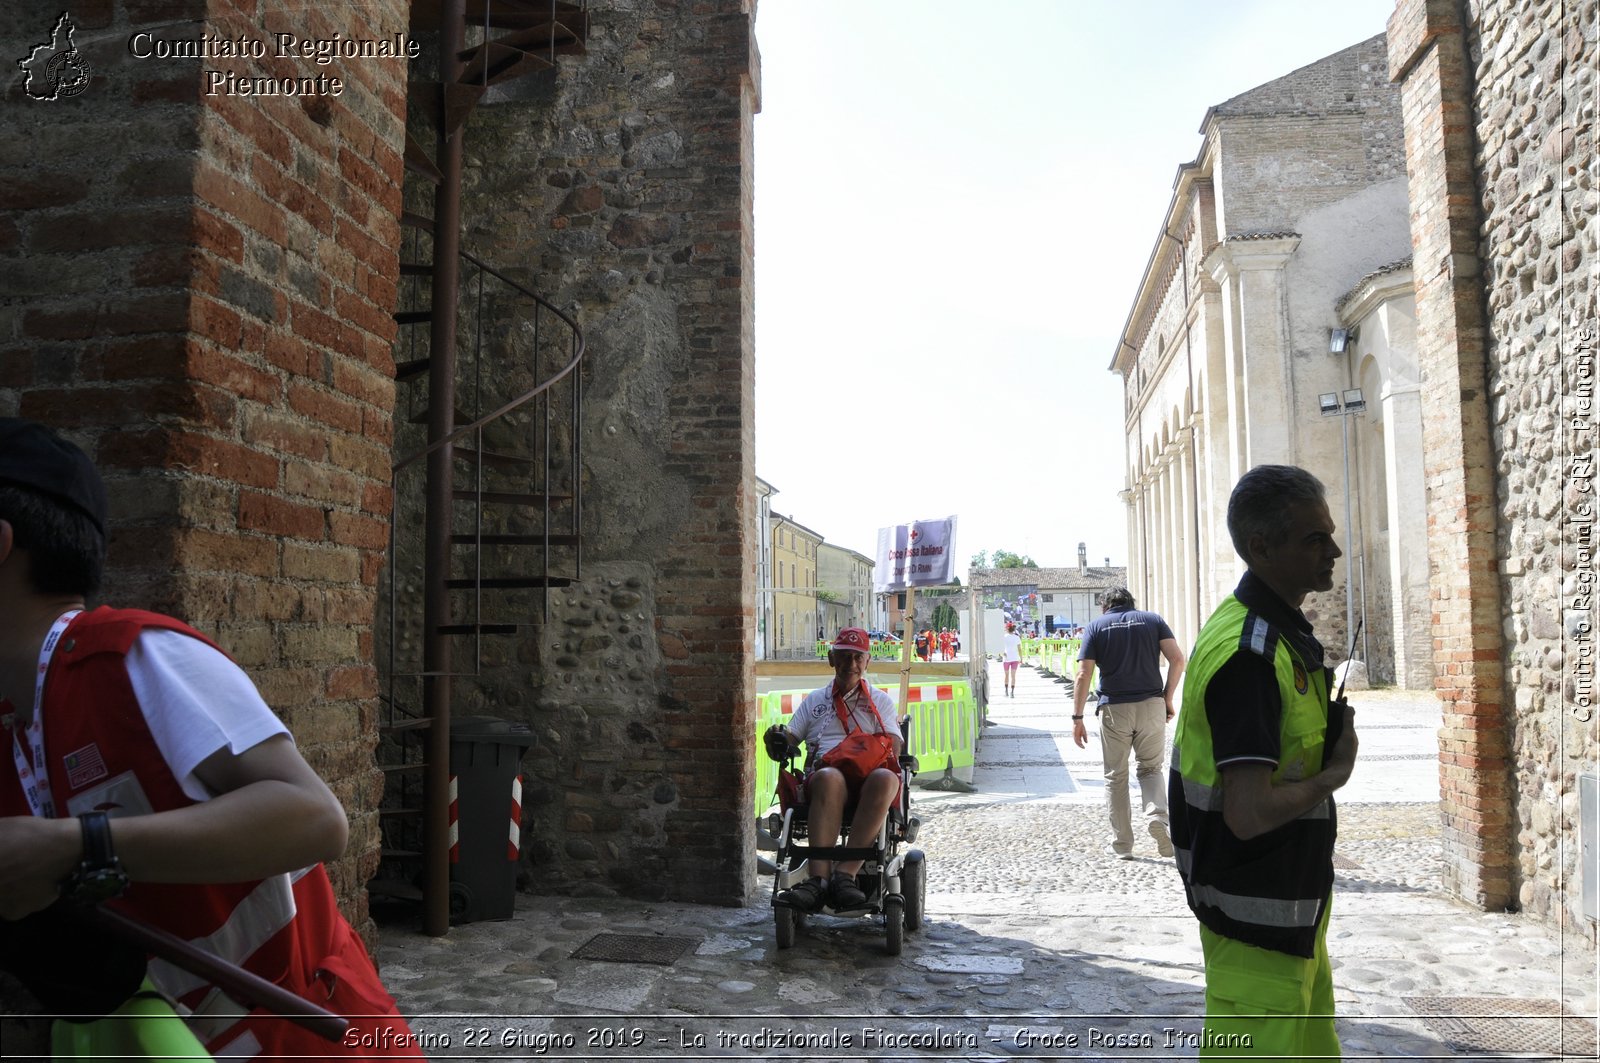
[762,718,926,955]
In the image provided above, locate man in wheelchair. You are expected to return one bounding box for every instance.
[764,627,903,912]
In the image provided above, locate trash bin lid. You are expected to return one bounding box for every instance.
[449,716,537,746]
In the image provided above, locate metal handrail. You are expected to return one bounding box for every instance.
[391,247,584,475]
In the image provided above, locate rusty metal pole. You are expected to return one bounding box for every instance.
[422,0,467,938]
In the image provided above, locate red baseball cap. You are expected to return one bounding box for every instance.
[829,627,871,654]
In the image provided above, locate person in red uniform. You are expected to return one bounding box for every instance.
[0,419,420,1060]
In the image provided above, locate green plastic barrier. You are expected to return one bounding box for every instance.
[752,689,819,818]
[51,979,212,1061]
[1020,638,1083,677]
[752,680,980,815]
[896,681,977,787]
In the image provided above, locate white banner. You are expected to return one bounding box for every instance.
[873,516,958,592]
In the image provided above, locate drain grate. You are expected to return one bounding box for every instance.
[1332,852,1362,870]
[570,932,698,966]
[1403,996,1599,1057]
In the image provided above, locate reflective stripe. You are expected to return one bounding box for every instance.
[1246,616,1270,657]
[1299,797,1332,821]
[211,1027,262,1060]
[1180,774,1221,811]
[1189,883,1322,928]
[1180,776,1330,820]
[182,985,251,1044]
[147,872,298,1001]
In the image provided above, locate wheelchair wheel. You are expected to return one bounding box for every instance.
[775,903,796,949]
[883,895,905,956]
[903,851,925,932]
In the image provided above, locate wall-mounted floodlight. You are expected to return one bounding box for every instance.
[1329,328,1351,353]
[1342,388,1367,414]
[1319,392,1342,416]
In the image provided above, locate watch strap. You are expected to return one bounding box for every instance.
[79,809,115,869]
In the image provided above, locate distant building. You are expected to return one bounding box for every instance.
[969,549,1128,634]
[769,514,823,658]
[1110,33,1429,687]
[817,542,874,635]
[754,478,777,659]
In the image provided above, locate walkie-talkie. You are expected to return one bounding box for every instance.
[1326,617,1364,751]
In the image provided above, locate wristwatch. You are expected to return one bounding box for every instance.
[61,810,130,905]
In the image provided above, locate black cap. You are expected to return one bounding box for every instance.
[0,419,108,535]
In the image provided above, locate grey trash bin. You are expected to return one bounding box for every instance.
[448,717,536,924]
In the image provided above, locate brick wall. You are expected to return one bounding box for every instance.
[1,0,408,931]
[1388,0,1516,912]
[407,0,761,904]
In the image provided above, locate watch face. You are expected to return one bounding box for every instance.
[65,865,129,906]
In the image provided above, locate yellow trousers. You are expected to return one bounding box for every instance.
[1197,895,1339,1061]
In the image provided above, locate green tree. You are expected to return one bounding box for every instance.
[991,550,1038,569]
[970,549,989,569]
[931,602,960,631]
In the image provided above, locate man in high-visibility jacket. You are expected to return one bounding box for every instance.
[1168,464,1360,1060]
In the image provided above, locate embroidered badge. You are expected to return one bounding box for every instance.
[64,743,109,789]
[1292,661,1309,695]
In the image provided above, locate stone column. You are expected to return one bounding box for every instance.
[1205,248,1248,483]
[1229,238,1303,466]
[1178,430,1199,647]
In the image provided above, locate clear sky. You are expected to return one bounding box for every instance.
[752,0,1400,573]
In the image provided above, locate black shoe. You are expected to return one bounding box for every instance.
[778,877,827,912]
[830,871,867,909]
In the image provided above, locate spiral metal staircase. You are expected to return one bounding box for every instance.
[373,0,588,936]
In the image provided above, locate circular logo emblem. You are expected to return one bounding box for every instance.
[46,49,93,98]
[1292,661,1309,695]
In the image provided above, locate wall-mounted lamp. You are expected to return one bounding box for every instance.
[1341,388,1367,414]
[1318,392,1342,416]
[1329,328,1353,354]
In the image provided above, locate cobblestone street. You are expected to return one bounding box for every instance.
[376,663,1599,1060]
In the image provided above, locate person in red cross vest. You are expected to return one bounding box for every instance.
[0,419,418,1059]
[762,626,903,912]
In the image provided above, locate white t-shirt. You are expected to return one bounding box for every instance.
[1002,632,1022,663]
[787,682,902,761]
[125,629,290,801]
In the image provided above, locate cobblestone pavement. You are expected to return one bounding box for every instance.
[374,664,1599,1061]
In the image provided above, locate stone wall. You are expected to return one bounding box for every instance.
[1390,0,1598,934]
[1213,35,1407,237]
[414,0,761,904]
[1466,0,1596,933]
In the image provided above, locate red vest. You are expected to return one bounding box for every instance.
[0,607,418,1059]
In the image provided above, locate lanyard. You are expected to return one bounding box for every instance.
[10,610,80,818]
[830,679,886,736]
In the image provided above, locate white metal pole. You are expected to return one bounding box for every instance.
[1340,410,1356,658]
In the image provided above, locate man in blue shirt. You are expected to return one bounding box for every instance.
[1073,587,1186,859]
